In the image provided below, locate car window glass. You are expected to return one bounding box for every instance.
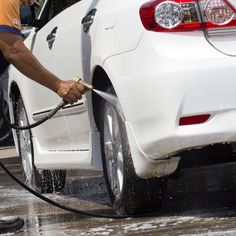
[20,6,33,25]
[35,0,47,18]
[20,0,46,38]
[20,0,45,24]
[48,0,81,21]
[37,0,81,29]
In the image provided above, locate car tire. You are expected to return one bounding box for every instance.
[15,95,66,193]
[99,85,165,215]
[0,99,13,145]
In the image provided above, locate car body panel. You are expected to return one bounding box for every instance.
[205,34,236,56]
[8,0,236,178]
[102,30,236,163]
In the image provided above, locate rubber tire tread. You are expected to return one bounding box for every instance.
[16,96,66,193]
[0,99,13,145]
[99,85,165,215]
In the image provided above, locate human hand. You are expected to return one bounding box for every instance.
[56,80,86,104]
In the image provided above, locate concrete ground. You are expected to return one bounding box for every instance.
[1,146,236,235]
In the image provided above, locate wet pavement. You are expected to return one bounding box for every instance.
[1,147,236,235]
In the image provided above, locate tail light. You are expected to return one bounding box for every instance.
[139,0,236,32]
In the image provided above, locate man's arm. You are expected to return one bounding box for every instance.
[0,32,85,104]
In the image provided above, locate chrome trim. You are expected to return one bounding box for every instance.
[207,27,236,36]
[48,149,89,152]
[32,101,86,121]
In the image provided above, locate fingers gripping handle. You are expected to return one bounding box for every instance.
[49,77,93,118]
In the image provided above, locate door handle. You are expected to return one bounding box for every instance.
[81,9,97,33]
[46,27,58,49]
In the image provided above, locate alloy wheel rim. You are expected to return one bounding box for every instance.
[104,105,124,199]
[18,107,34,186]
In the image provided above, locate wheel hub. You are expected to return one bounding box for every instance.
[104,105,124,198]
[18,108,33,186]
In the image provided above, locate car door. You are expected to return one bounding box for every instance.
[28,0,102,152]
[49,0,103,150]
[25,0,74,151]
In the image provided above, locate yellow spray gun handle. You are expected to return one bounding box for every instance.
[74,76,93,91]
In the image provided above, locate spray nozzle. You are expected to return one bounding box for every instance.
[74,76,93,91]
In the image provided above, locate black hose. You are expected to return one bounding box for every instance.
[0,162,126,218]
[0,87,67,130]
[0,161,160,219]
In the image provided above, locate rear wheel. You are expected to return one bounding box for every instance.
[99,85,165,215]
[15,96,66,193]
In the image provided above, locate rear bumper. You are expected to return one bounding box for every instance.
[104,30,236,177]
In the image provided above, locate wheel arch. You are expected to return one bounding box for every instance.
[88,66,114,171]
[91,66,113,131]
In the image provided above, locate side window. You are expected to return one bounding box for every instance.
[48,0,81,20]
[20,0,46,25]
[35,0,47,18]
[20,0,46,38]
[36,0,81,29]
[20,6,34,25]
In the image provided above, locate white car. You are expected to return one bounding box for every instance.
[8,0,236,214]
